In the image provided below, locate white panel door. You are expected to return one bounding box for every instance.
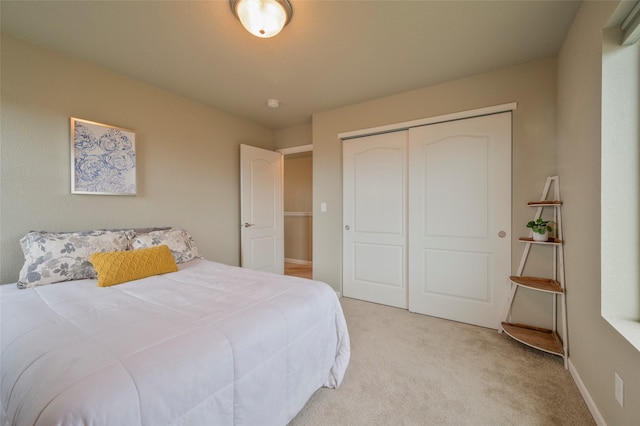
[408,113,511,329]
[343,131,408,308]
[240,144,284,274]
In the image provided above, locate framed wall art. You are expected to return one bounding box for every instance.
[70,117,137,195]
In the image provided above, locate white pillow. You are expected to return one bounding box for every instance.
[17,230,129,288]
[129,228,201,264]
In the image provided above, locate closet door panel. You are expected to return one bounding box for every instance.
[408,112,511,329]
[354,243,404,288]
[424,136,488,239]
[354,147,404,234]
[343,131,408,309]
[424,249,490,301]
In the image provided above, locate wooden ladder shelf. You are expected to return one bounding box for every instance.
[500,176,568,368]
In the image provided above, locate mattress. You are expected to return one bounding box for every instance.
[0,259,350,425]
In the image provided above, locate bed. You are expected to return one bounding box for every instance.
[0,228,350,426]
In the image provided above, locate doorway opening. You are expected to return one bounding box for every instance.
[281,148,313,279]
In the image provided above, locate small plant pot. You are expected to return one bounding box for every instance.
[532,231,549,242]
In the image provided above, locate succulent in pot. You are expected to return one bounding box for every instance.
[526,218,554,242]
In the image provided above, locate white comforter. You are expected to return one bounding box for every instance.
[0,259,350,426]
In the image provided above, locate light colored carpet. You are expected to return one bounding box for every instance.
[289,297,594,426]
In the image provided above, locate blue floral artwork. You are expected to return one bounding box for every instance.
[71,118,136,195]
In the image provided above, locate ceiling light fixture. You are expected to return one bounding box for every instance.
[267,99,280,108]
[230,0,293,38]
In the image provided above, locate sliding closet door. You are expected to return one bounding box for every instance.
[408,113,511,329]
[343,131,408,308]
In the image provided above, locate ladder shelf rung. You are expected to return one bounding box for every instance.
[501,322,564,356]
[527,201,562,207]
[519,237,563,245]
[509,276,563,293]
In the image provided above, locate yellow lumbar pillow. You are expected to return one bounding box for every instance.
[91,245,178,287]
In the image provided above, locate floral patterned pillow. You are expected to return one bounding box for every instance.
[17,230,129,289]
[129,228,201,264]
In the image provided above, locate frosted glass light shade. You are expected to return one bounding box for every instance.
[231,0,292,38]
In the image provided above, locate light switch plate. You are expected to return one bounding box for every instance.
[615,372,624,407]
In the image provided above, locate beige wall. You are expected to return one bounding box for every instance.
[284,154,313,262]
[312,57,557,308]
[275,123,312,150]
[284,155,313,213]
[0,34,274,284]
[557,1,640,424]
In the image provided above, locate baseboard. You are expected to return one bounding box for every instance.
[568,359,607,426]
[284,258,312,266]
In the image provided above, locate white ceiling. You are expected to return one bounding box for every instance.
[0,0,582,130]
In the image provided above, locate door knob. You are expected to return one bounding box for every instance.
[498,231,506,238]
[345,225,350,230]
[243,223,255,228]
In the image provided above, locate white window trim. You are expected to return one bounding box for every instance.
[601,24,640,352]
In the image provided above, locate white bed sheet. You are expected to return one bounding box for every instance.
[0,259,350,426]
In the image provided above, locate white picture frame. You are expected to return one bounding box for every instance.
[70,117,137,195]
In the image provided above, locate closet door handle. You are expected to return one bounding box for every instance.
[498,230,506,238]
[243,223,255,228]
[345,225,350,231]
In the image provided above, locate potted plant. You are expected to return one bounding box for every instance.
[526,218,554,242]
